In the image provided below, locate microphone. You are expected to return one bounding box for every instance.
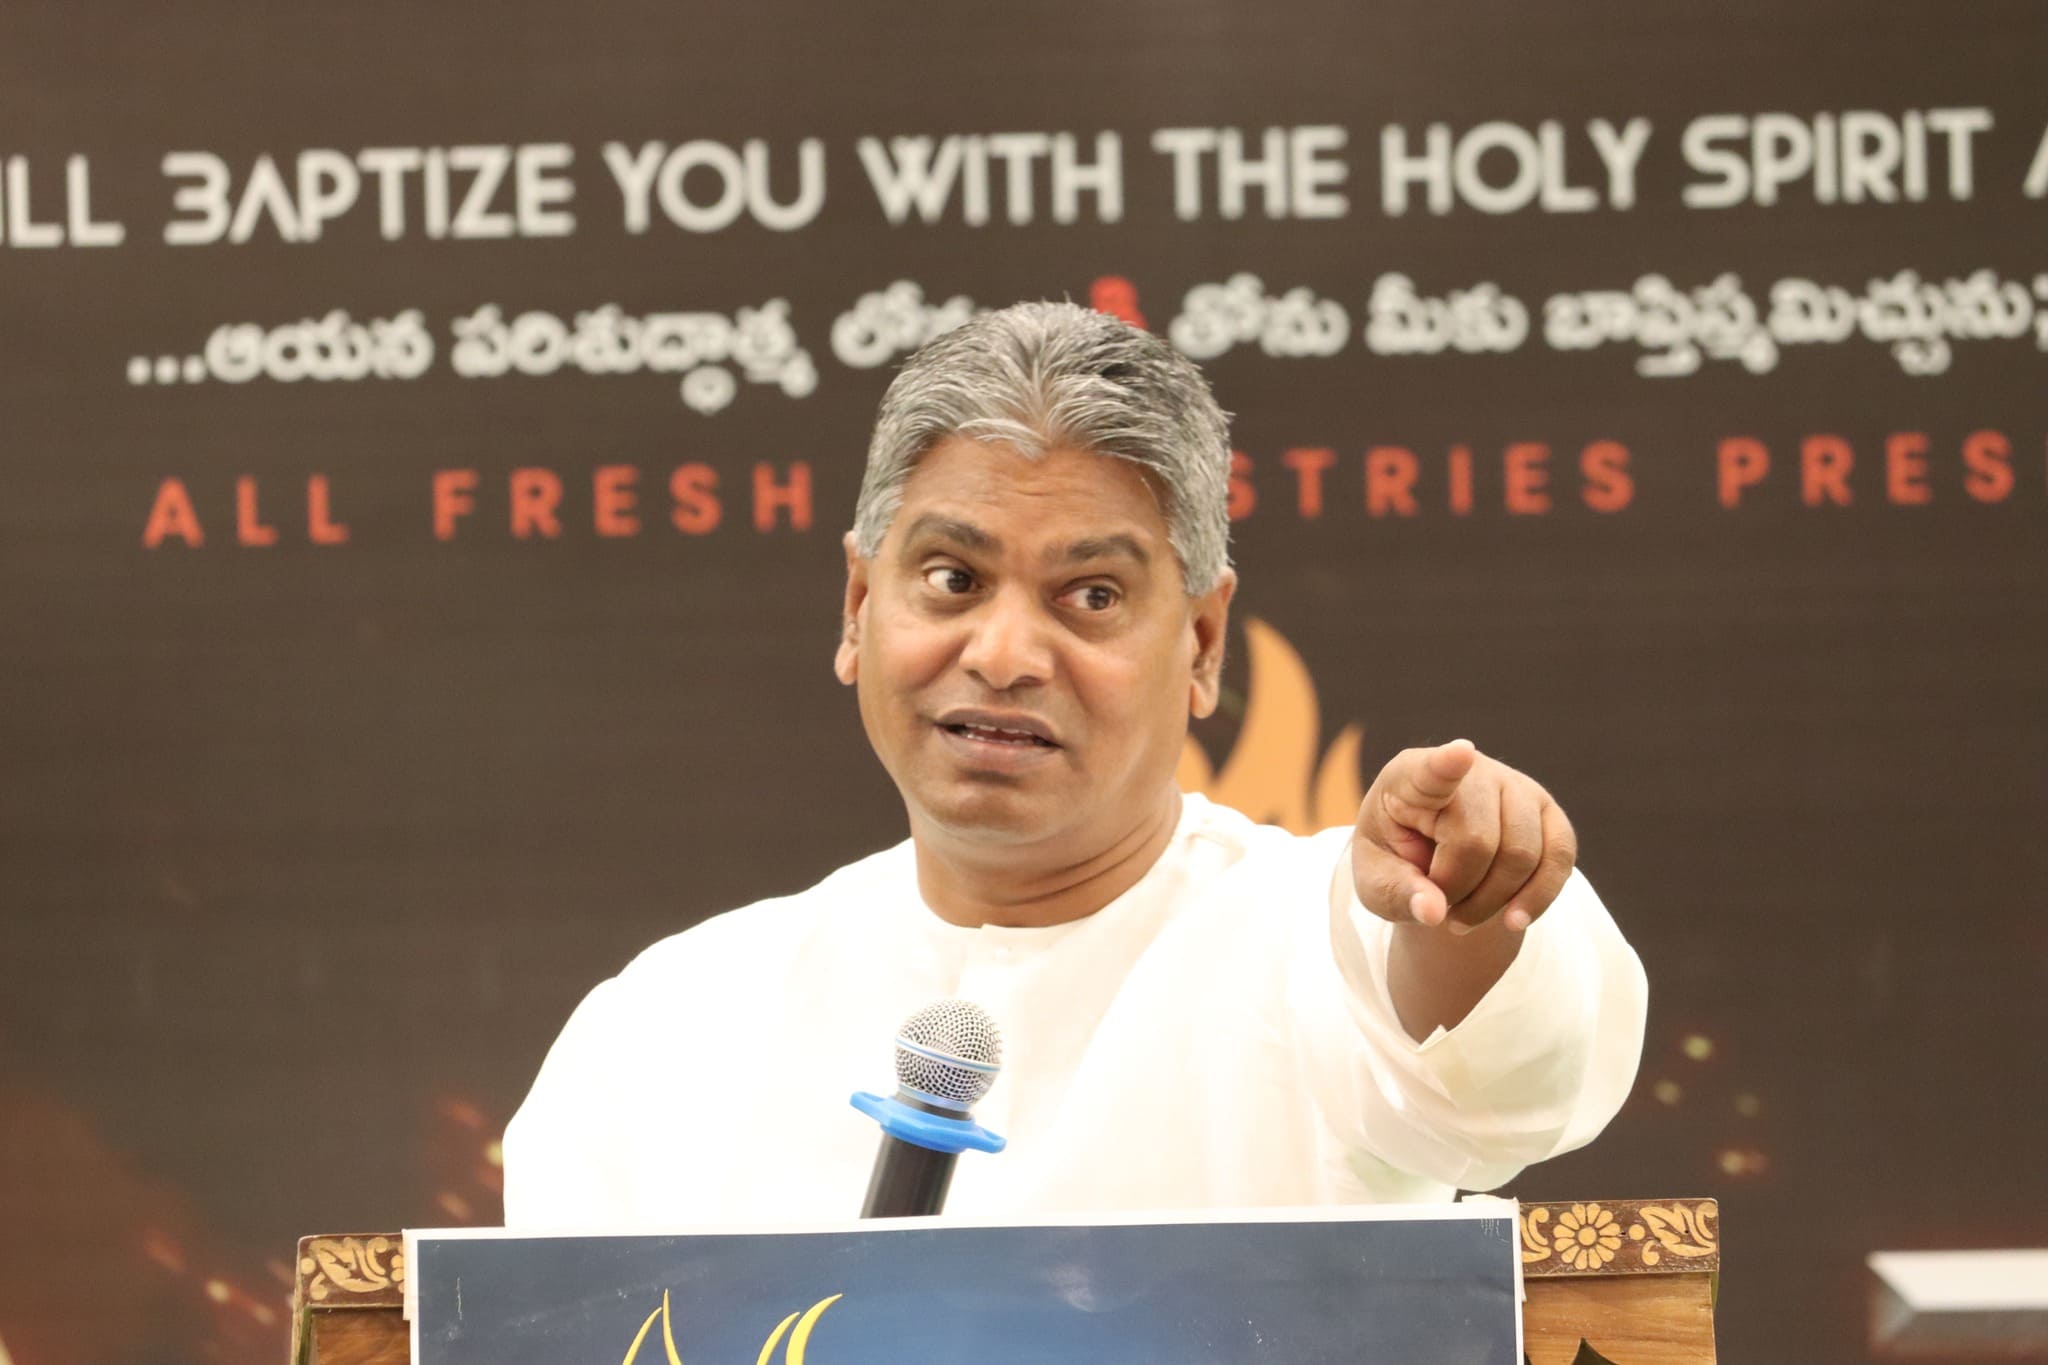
[850,998,1007,1218]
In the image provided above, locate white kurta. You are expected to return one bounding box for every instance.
[501,794,1647,1228]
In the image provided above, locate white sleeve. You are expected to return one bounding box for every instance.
[499,977,638,1228]
[1289,832,1648,1191]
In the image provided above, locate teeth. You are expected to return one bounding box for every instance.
[958,723,1041,743]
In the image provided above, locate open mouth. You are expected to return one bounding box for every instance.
[941,722,1057,748]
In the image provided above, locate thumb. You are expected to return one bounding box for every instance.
[1351,834,1450,927]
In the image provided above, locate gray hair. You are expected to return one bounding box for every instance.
[852,301,1232,593]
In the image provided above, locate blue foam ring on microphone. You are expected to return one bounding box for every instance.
[850,1092,1007,1155]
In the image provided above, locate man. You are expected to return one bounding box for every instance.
[502,302,1645,1226]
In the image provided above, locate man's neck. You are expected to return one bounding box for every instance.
[911,790,1185,929]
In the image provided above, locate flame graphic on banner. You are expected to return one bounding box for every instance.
[1177,618,1365,835]
[620,1290,842,1365]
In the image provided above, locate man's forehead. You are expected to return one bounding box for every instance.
[875,437,1178,571]
[895,510,1156,566]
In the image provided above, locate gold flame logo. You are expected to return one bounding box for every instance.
[620,1290,842,1365]
[1177,618,1364,835]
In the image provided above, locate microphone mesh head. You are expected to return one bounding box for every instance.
[893,998,1002,1107]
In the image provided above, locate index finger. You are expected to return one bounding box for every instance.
[1383,739,1478,819]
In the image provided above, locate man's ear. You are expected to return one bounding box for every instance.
[1188,568,1236,719]
[834,531,869,685]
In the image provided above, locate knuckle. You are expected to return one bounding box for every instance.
[1499,840,1543,880]
[1451,826,1497,860]
[1370,862,1400,893]
[1527,863,1567,896]
[1367,871,1413,918]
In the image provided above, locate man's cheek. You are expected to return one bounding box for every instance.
[1098,654,1171,696]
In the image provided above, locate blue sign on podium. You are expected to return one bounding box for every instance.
[407,1205,1521,1365]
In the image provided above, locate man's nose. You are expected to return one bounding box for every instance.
[959,589,1053,691]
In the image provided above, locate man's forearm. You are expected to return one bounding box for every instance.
[1387,917,1523,1041]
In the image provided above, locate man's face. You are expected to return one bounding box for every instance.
[835,438,1233,860]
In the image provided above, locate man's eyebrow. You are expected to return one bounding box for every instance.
[1051,534,1151,567]
[898,514,999,555]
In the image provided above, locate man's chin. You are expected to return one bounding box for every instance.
[909,783,1071,847]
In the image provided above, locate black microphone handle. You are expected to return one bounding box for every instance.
[860,1134,959,1218]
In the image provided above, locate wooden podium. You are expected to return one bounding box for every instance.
[291,1197,1717,1365]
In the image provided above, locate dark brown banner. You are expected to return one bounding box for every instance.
[2,4,2044,1362]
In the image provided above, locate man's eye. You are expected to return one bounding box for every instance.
[922,566,975,594]
[1063,583,1120,612]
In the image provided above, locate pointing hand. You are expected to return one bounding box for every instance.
[1350,740,1578,935]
